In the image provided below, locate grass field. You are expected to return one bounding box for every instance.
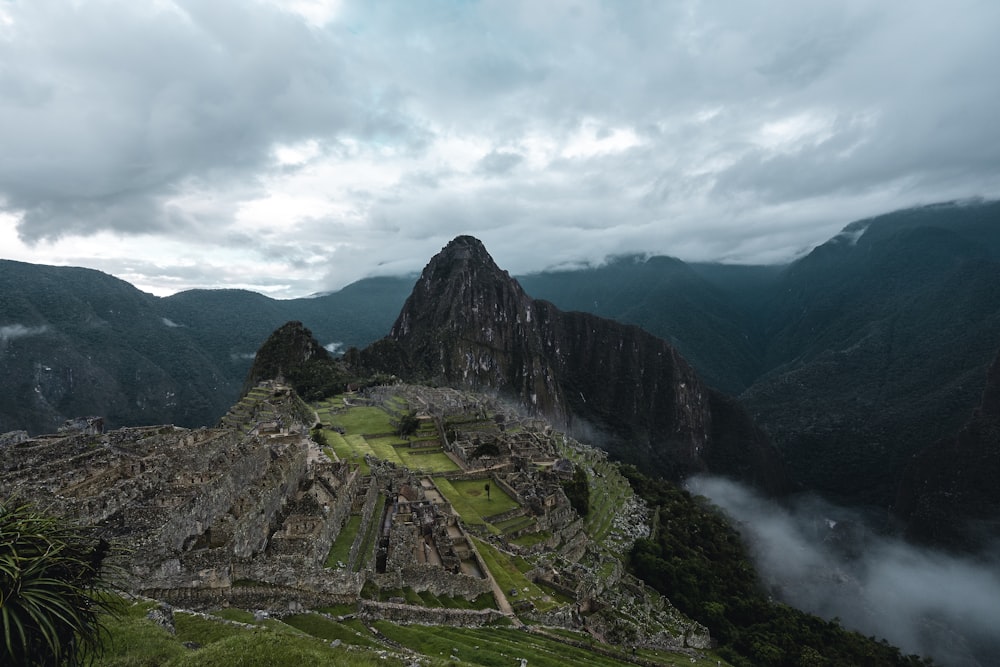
[471,537,563,612]
[329,405,395,435]
[87,598,395,666]
[395,447,461,473]
[433,477,518,526]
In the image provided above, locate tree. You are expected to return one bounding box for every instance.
[0,501,115,666]
[396,411,420,438]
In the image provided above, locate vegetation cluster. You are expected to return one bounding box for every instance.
[622,468,932,667]
[0,501,114,666]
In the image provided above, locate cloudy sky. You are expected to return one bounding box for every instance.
[2,0,999,297]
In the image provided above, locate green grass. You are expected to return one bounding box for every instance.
[345,434,375,458]
[312,397,462,475]
[363,436,405,465]
[431,478,482,525]
[168,630,394,666]
[173,612,247,645]
[85,595,726,667]
[371,623,719,667]
[494,514,534,534]
[410,589,497,610]
[471,537,560,612]
[281,613,380,648]
[90,599,188,665]
[210,608,256,624]
[395,448,460,473]
[325,513,362,568]
[314,603,357,617]
[85,598,396,666]
[329,406,395,435]
[322,430,370,473]
[433,478,518,526]
[509,530,551,548]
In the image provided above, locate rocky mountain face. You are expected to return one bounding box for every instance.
[361,236,790,493]
[4,200,997,529]
[894,349,1000,550]
[525,200,1000,509]
[518,255,770,395]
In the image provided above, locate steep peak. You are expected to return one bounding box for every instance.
[390,236,529,341]
[242,321,332,396]
[417,235,511,290]
[441,234,490,258]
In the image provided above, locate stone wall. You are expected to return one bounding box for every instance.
[308,464,362,565]
[357,600,503,627]
[372,563,491,600]
[348,478,381,571]
[0,430,29,447]
[141,584,358,613]
[232,558,365,598]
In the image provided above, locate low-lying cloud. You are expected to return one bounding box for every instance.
[687,475,1000,666]
[0,324,50,341]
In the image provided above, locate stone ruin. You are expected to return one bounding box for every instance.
[0,380,709,648]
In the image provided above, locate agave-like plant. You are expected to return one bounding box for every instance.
[0,501,114,666]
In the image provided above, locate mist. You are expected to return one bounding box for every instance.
[0,324,49,341]
[686,475,1000,666]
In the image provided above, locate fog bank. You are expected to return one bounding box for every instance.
[686,475,1000,666]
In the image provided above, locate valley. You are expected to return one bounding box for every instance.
[2,200,999,665]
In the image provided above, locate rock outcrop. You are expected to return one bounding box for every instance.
[362,236,790,493]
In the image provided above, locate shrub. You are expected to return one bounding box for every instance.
[0,501,114,666]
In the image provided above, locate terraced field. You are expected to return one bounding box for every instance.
[558,445,634,541]
[373,623,723,667]
[312,395,461,474]
[87,597,732,666]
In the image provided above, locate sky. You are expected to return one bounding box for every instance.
[2,0,999,298]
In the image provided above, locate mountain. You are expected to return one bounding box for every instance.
[741,201,1000,506]
[359,235,790,494]
[3,200,998,518]
[523,200,1000,509]
[894,349,1000,550]
[0,260,231,433]
[241,320,365,402]
[0,261,409,434]
[518,255,769,394]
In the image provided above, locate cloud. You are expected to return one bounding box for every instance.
[2,0,1000,296]
[687,475,1000,666]
[0,324,50,341]
[0,0,369,242]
